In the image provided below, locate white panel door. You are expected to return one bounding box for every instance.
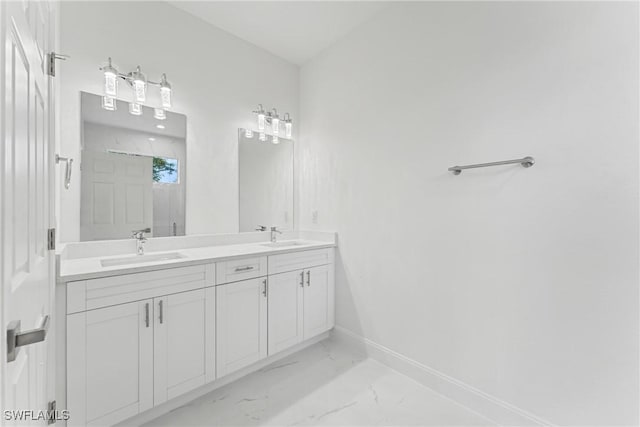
[268,270,304,354]
[1,0,56,422]
[216,278,267,377]
[303,265,330,339]
[67,300,153,426]
[80,150,153,240]
[154,289,207,405]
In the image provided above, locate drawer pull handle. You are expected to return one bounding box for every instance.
[306,270,311,287]
[145,303,150,328]
[262,279,268,297]
[235,266,254,272]
[300,271,304,287]
[159,300,164,324]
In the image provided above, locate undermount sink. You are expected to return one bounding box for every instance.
[260,240,309,248]
[100,252,186,267]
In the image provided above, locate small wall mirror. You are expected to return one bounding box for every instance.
[80,91,187,241]
[238,129,293,232]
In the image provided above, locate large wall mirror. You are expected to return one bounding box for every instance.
[80,92,187,241]
[239,129,293,232]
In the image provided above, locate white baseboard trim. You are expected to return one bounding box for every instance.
[118,331,330,427]
[332,326,554,427]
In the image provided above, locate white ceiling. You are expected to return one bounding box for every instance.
[168,1,391,65]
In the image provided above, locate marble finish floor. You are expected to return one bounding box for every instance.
[145,338,495,426]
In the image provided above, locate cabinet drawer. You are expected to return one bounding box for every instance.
[67,264,215,314]
[268,248,334,275]
[216,256,267,285]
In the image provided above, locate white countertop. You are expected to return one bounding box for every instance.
[58,231,336,282]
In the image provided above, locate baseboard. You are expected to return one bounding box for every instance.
[332,326,554,427]
[118,331,330,427]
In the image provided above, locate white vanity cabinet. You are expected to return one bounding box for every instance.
[153,288,207,405]
[267,250,335,354]
[60,245,334,426]
[267,270,304,354]
[67,300,154,426]
[216,277,268,376]
[65,264,215,426]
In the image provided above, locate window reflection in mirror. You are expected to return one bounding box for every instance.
[80,91,187,240]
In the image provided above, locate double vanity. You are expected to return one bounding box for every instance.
[56,231,336,426]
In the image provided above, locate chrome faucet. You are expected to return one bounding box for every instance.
[255,225,267,231]
[131,228,150,255]
[270,226,283,243]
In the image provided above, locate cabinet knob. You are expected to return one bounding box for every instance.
[145,303,150,328]
[262,279,268,297]
[159,300,164,324]
[300,271,304,287]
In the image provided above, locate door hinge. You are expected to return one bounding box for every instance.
[47,400,56,424]
[47,228,56,250]
[47,52,69,77]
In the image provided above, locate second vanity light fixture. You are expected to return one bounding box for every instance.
[100,57,172,117]
[252,104,293,144]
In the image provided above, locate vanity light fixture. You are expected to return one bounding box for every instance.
[252,105,292,139]
[99,57,173,116]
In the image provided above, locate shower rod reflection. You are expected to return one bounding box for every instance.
[448,156,535,175]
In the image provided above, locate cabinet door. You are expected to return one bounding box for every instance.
[268,270,304,354]
[216,278,267,377]
[154,289,207,405]
[303,265,331,339]
[67,300,153,426]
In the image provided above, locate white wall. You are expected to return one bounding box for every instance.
[299,2,639,425]
[58,1,298,242]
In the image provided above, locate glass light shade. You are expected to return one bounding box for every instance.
[257,113,266,131]
[259,132,266,142]
[160,86,172,109]
[154,108,166,120]
[160,74,172,109]
[102,96,116,111]
[272,117,280,135]
[103,58,118,97]
[104,71,117,97]
[245,129,254,138]
[272,135,279,144]
[285,122,292,139]
[133,79,146,103]
[129,102,142,116]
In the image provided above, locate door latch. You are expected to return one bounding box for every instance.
[6,315,50,362]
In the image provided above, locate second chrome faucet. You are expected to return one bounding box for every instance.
[131,228,151,255]
[255,225,283,242]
